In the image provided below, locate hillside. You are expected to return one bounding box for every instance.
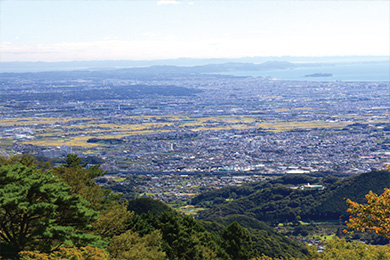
[193,171,390,224]
[127,198,308,259]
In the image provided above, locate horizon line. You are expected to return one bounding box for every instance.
[2,55,389,64]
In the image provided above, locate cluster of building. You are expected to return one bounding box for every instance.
[40,145,73,158]
[99,125,389,175]
[0,72,389,176]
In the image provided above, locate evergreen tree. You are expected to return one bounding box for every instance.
[53,154,112,210]
[222,221,256,260]
[0,163,99,257]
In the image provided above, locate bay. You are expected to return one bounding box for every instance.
[217,61,390,82]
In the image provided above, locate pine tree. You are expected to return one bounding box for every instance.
[0,163,99,257]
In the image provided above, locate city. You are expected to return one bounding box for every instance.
[1,69,389,176]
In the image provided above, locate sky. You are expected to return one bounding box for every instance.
[0,0,389,62]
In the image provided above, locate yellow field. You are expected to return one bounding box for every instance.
[1,113,388,149]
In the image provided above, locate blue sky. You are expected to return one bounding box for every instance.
[1,0,389,62]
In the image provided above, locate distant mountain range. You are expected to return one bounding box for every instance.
[1,56,388,73]
[0,61,302,78]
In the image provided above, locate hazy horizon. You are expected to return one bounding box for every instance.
[1,1,389,62]
[2,54,390,63]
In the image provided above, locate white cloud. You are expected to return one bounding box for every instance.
[156,0,180,6]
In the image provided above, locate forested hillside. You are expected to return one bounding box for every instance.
[1,154,389,259]
[0,154,307,259]
[193,171,390,224]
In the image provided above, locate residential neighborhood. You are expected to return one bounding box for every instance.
[1,71,389,177]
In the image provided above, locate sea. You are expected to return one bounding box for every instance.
[218,61,390,82]
[1,60,389,82]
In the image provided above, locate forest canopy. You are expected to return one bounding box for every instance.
[1,154,389,259]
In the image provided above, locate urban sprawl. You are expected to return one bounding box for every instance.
[1,72,389,180]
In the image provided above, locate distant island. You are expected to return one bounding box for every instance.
[304,73,333,77]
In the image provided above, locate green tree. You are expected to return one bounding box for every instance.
[132,208,229,260]
[0,163,99,257]
[92,203,133,239]
[0,153,50,170]
[127,197,173,216]
[108,230,166,260]
[222,221,256,260]
[65,154,86,168]
[154,211,227,260]
[53,154,112,210]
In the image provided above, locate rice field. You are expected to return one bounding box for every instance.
[1,113,388,150]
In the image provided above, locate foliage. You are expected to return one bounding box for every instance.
[346,188,390,238]
[103,180,138,200]
[268,174,320,186]
[0,155,234,259]
[153,211,228,260]
[128,207,230,260]
[253,255,299,260]
[201,215,308,259]
[190,181,265,207]
[19,246,109,260]
[0,154,35,167]
[0,163,99,257]
[127,213,157,236]
[308,237,390,260]
[221,221,256,260]
[52,154,112,211]
[108,230,166,260]
[313,170,390,220]
[253,238,390,259]
[198,185,321,225]
[92,203,133,239]
[249,229,307,259]
[127,197,174,216]
[0,153,51,170]
[196,170,390,224]
[215,214,275,233]
[18,251,49,260]
[10,153,390,259]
